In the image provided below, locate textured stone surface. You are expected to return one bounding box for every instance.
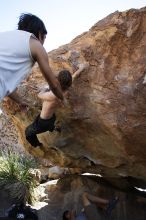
[0,113,26,154]
[1,8,146,190]
[0,175,146,220]
[35,175,146,220]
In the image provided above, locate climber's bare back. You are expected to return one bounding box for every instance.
[38,91,61,119]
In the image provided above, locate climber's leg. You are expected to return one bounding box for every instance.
[25,132,42,147]
[25,114,56,147]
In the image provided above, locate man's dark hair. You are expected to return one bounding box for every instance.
[58,70,72,91]
[18,13,47,39]
[62,210,69,220]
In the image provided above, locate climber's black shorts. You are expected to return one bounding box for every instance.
[27,113,56,134]
[25,114,56,147]
[34,114,56,133]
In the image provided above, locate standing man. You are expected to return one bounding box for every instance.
[0,13,63,107]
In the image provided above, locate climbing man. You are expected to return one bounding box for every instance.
[63,192,119,220]
[25,63,88,148]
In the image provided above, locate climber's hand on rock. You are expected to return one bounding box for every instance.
[38,85,50,93]
[78,62,89,71]
[72,62,89,80]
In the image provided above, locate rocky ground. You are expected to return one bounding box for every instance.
[1,174,146,220]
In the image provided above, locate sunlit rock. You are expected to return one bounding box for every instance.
[1,7,146,190]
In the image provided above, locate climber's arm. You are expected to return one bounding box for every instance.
[72,63,89,81]
[38,91,57,102]
[30,37,63,100]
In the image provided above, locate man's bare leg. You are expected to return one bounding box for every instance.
[82,192,91,207]
[82,192,101,220]
[82,192,109,206]
[82,192,119,214]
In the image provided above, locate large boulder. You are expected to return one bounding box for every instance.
[0,113,26,154]
[35,175,146,220]
[1,7,146,191]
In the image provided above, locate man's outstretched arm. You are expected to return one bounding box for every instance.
[30,38,63,100]
[72,62,89,81]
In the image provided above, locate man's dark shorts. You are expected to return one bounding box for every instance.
[32,113,56,133]
[25,114,56,147]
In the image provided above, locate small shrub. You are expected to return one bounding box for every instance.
[0,149,37,204]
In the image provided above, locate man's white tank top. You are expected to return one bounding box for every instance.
[0,30,36,101]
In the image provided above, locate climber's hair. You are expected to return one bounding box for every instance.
[17,13,47,39]
[62,210,69,220]
[58,70,72,91]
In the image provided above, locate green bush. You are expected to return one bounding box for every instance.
[0,150,37,204]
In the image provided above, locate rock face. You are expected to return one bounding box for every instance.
[1,8,146,191]
[35,175,146,220]
[0,113,26,154]
[0,175,146,220]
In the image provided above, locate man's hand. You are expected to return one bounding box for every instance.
[78,62,89,72]
[72,62,89,81]
[38,85,50,93]
[30,38,64,100]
